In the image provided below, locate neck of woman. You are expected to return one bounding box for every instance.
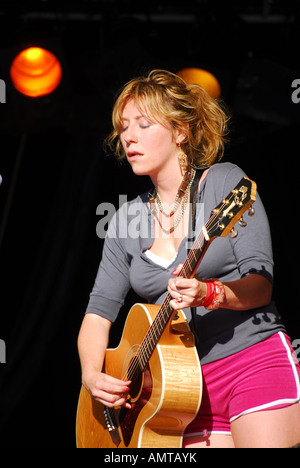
[150,166,185,206]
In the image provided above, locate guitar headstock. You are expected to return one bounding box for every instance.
[207,177,257,239]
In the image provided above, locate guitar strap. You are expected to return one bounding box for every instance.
[188,166,207,248]
[188,166,209,343]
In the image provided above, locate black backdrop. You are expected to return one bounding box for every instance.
[0,1,299,448]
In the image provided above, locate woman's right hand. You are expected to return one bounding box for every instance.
[78,314,132,409]
[83,370,132,409]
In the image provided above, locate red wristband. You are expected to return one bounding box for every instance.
[205,279,225,310]
[202,280,215,308]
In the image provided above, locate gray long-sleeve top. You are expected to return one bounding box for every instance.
[86,162,285,364]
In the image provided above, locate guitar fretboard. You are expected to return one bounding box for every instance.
[128,225,212,381]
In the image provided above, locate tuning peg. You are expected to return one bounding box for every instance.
[248,206,255,217]
[230,228,238,239]
[239,217,247,228]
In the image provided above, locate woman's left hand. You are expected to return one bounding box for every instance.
[168,264,207,310]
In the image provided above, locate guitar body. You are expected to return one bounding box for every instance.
[76,303,202,448]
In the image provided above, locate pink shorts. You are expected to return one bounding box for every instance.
[184,332,300,437]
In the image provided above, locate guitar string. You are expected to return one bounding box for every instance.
[133,228,207,373]
[121,189,249,384]
[123,196,237,384]
[120,212,215,383]
[136,190,228,370]
[134,207,221,373]
[122,195,235,383]
[135,227,207,372]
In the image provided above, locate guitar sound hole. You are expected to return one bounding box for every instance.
[119,363,153,447]
[128,357,143,400]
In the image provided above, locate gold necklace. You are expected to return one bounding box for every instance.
[148,167,196,234]
[155,167,196,216]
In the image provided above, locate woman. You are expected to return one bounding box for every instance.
[78,69,300,448]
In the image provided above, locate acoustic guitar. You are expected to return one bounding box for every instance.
[76,177,256,448]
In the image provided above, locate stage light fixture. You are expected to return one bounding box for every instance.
[10,47,62,98]
[177,68,221,99]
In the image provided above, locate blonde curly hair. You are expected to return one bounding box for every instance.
[105,69,230,167]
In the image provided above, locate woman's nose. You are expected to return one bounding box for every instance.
[123,126,138,145]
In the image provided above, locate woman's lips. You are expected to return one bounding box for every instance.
[127,152,143,161]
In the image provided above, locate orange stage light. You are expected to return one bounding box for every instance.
[177,68,221,99]
[10,47,62,97]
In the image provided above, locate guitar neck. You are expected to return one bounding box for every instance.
[136,228,212,373]
[179,226,212,280]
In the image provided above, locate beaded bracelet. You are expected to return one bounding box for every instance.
[203,279,225,310]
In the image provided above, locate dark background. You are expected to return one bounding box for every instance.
[0,0,299,448]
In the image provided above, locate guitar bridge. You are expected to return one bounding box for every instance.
[103,406,121,446]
